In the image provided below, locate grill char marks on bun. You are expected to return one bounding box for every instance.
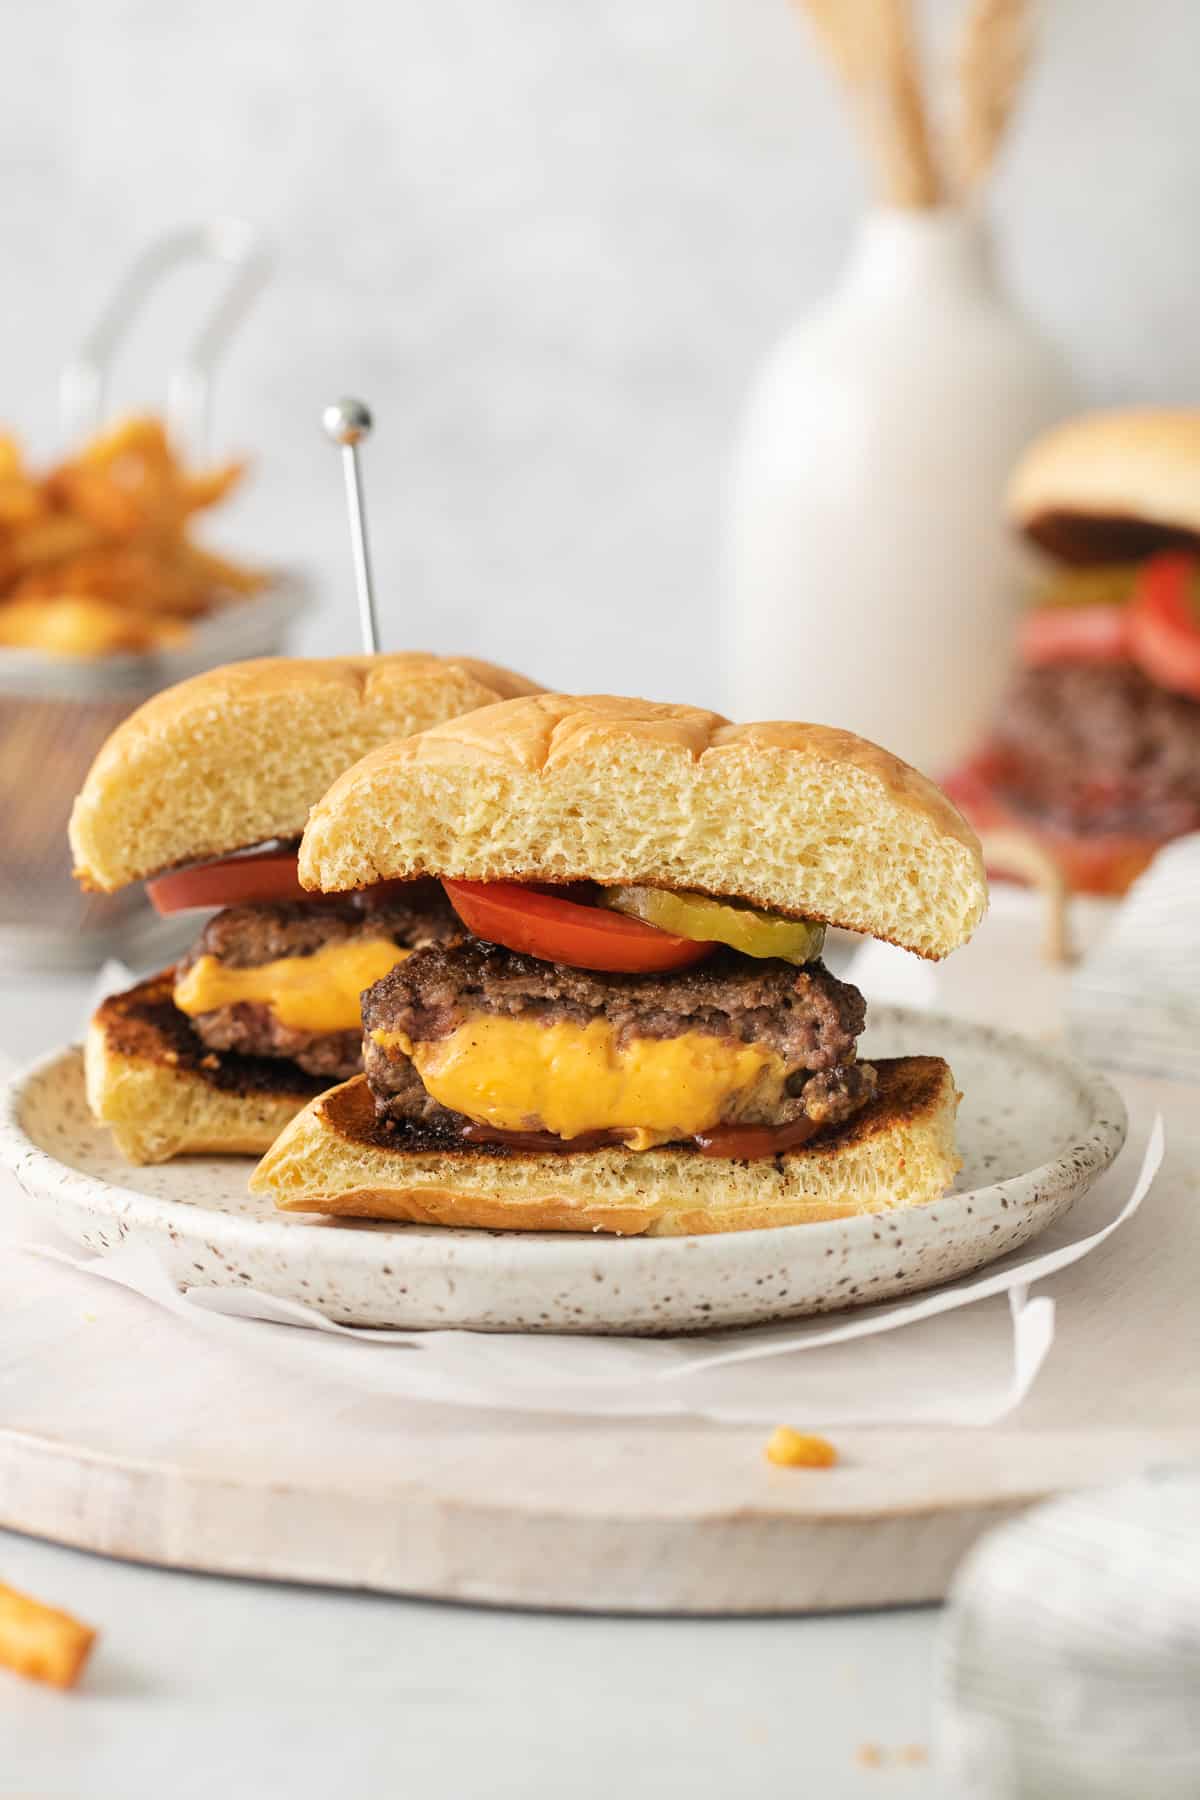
[87,886,464,1164]
[87,973,329,1165]
[72,652,543,1163]
[249,692,984,1234]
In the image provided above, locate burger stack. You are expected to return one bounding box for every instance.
[950,409,1200,895]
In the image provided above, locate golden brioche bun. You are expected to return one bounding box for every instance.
[250,1057,961,1234]
[299,693,986,960]
[86,972,326,1164]
[1009,408,1200,561]
[70,652,541,892]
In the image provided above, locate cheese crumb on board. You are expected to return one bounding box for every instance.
[763,1427,838,1468]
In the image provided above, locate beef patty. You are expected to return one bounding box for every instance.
[179,883,460,1080]
[988,663,1200,839]
[361,938,875,1139]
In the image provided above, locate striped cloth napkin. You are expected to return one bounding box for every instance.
[937,1466,1200,1798]
[1067,834,1200,1084]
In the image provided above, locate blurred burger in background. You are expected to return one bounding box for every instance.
[948,409,1200,894]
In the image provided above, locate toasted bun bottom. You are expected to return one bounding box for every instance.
[250,1057,961,1235]
[87,973,326,1164]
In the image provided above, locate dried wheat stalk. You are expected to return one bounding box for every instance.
[795,0,941,207]
[953,0,1032,192]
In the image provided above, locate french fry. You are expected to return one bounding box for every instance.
[78,413,171,470]
[0,595,190,656]
[181,459,246,512]
[0,1581,97,1689]
[6,515,100,571]
[46,467,145,538]
[179,540,269,596]
[0,479,43,526]
[0,413,264,656]
[977,827,1074,964]
[0,433,25,481]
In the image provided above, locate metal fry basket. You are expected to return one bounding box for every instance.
[0,220,308,970]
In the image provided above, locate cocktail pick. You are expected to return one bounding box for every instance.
[321,397,381,655]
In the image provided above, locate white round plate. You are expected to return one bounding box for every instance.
[0,1007,1125,1335]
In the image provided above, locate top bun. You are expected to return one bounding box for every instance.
[70,653,541,892]
[300,694,987,960]
[1009,408,1200,563]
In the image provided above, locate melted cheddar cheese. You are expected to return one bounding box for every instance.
[175,939,410,1034]
[371,1014,789,1149]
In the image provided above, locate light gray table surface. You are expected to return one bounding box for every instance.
[0,963,954,1798]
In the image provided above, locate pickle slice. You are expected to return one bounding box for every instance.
[1037,565,1139,609]
[599,885,826,965]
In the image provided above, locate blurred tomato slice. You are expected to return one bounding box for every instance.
[1128,552,1200,700]
[1017,603,1129,667]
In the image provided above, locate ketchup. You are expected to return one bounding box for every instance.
[457,1117,822,1161]
[692,1118,821,1159]
[460,1123,622,1154]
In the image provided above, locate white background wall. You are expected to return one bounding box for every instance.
[3,0,1198,710]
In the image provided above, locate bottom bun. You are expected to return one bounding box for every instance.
[251,1057,962,1236]
[87,972,328,1165]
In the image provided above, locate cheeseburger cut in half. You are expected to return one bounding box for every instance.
[252,694,988,1235]
[70,653,541,1163]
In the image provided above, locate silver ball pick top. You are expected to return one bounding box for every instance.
[322,397,381,655]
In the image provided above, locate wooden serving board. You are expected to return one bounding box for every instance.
[1,1079,1195,1615]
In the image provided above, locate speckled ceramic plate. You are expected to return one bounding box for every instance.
[0,1007,1125,1334]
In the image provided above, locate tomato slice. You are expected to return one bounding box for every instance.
[1017,602,1129,667]
[147,852,308,915]
[441,879,714,973]
[1128,552,1200,700]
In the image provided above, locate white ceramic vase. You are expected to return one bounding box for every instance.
[724,208,1078,775]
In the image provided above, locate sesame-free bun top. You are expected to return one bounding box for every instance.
[300,693,987,960]
[70,652,541,892]
[1009,408,1200,563]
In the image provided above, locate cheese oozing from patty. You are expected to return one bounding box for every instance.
[371,1014,790,1149]
[175,939,411,1035]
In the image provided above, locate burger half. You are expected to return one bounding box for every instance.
[951,408,1200,894]
[252,694,988,1235]
[70,652,540,1162]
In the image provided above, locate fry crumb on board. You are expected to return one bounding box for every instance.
[0,1582,97,1688]
[764,1426,838,1468]
[854,1743,929,1769]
